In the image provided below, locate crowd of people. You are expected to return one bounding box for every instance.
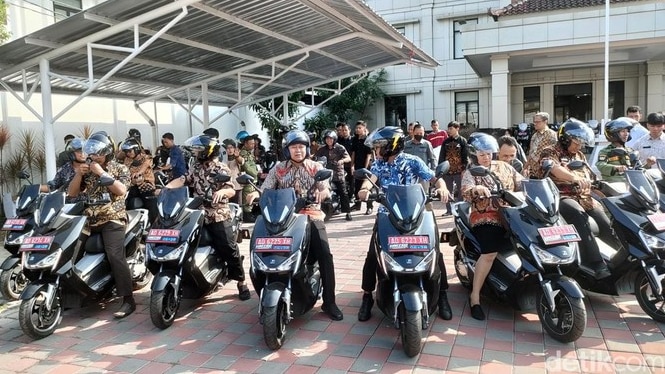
[42,105,665,322]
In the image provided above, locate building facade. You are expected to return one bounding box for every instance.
[364,0,665,130]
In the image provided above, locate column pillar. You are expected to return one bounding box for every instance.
[40,59,56,179]
[646,61,665,113]
[491,55,510,129]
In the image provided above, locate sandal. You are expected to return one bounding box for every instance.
[238,284,251,301]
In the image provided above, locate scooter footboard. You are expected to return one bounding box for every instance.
[543,274,584,299]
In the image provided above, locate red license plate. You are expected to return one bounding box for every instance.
[19,236,54,251]
[648,213,665,231]
[538,225,581,245]
[146,229,181,244]
[388,235,430,252]
[2,218,28,231]
[254,237,293,252]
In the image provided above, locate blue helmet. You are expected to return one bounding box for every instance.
[558,118,595,149]
[467,132,499,164]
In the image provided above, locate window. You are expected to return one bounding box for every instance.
[523,86,541,123]
[453,19,478,59]
[554,83,592,124]
[455,91,479,127]
[385,96,407,130]
[53,0,82,22]
[608,81,625,120]
[394,26,405,36]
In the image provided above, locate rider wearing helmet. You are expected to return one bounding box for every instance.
[68,131,136,318]
[356,126,452,322]
[596,117,635,182]
[539,118,619,279]
[166,134,251,301]
[43,137,87,202]
[315,128,353,221]
[236,132,260,222]
[121,137,156,199]
[461,132,524,320]
[261,129,344,321]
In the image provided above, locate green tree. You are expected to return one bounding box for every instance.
[303,70,387,136]
[0,0,10,44]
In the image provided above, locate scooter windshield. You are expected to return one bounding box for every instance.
[260,188,296,225]
[626,169,659,209]
[16,184,40,216]
[158,187,188,220]
[385,184,426,223]
[522,178,559,217]
[37,191,65,227]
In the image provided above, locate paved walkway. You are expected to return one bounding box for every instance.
[1,205,665,373]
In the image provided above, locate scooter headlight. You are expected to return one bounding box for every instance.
[639,231,665,251]
[413,250,437,275]
[380,251,404,272]
[150,242,187,262]
[252,251,301,273]
[531,243,577,265]
[5,230,34,246]
[23,248,62,270]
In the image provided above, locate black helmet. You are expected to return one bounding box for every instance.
[183,134,220,161]
[66,138,84,162]
[84,131,116,162]
[364,126,405,160]
[282,130,311,160]
[558,118,595,149]
[604,117,634,143]
[323,129,338,143]
[467,132,499,165]
[120,137,143,153]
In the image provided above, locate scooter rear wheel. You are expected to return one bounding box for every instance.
[150,286,180,329]
[399,305,423,357]
[18,292,62,340]
[0,263,27,300]
[263,301,287,350]
[634,272,665,323]
[536,288,586,343]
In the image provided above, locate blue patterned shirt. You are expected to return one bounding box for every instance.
[369,153,434,213]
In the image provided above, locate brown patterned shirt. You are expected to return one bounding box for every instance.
[315,144,350,182]
[262,159,330,198]
[84,160,131,226]
[439,135,468,175]
[526,128,558,178]
[124,152,155,186]
[184,159,234,224]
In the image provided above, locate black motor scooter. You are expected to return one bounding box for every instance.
[18,191,151,339]
[238,169,331,351]
[354,163,448,357]
[446,163,587,343]
[146,173,243,329]
[1,172,40,300]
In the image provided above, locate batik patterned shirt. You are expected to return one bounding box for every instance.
[83,160,131,226]
[184,159,234,224]
[261,159,330,198]
[527,128,558,178]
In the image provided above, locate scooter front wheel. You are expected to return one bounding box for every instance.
[150,286,180,329]
[0,264,27,300]
[262,301,287,350]
[536,288,586,343]
[399,305,423,357]
[18,291,62,340]
[634,272,665,323]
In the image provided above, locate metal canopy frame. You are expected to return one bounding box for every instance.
[0,0,437,178]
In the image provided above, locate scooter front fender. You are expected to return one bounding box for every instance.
[151,272,180,293]
[261,283,286,308]
[544,274,585,299]
[401,290,424,312]
[0,256,20,271]
[20,281,50,300]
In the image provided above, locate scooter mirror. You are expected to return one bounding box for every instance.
[608,148,628,159]
[353,168,372,180]
[17,170,31,180]
[314,169,332,182]
[567,160,586,171]
[435,161,450,178]
[629,152,642,169]
[541,159,554,175]
[236,174,255,185]
[210,173,231,184]
[511,158,523,173]
[657,159,665,174]
[468,165,490,177]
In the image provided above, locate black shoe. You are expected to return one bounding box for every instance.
[438,292,453,320]
[358,293,374,321]
[469,299,485,321]
[322,303,344,321]
[442,211,452,217]
[113,300,136,319]
[365,208,373,215]
[345,213,353,221]
[238,284,251,301]
[352,202,361,211]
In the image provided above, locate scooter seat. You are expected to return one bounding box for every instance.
[455,202,472,230]
[199,226,212,247]
[84,233,105,254]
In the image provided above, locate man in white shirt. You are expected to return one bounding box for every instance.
[632,112,665,169]
[625,105,649,149]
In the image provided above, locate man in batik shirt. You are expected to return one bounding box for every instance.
[525,112,557,178]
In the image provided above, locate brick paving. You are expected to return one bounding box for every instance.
[1,204,664,373]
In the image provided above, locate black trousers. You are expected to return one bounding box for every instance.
[92,221,133,297]
[206,220,245,282]
[331,180,352,213]
[559,198,619,264]
[308,220,337,305]
[344,166,354,201]
[361,223,449,293]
